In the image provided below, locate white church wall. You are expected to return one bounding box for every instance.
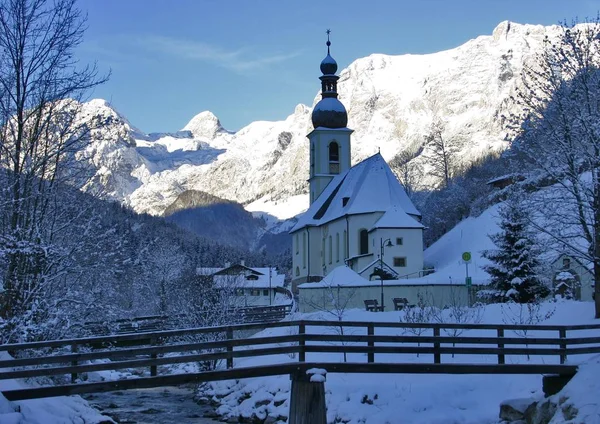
[298,283,472,313]
[369,228,424,278]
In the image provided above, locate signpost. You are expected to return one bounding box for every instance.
[462,252,472,305]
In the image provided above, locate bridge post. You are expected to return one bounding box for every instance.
[433,327,441,364]
[298,322,306,362]
[150,337,157,377]
[367,323,374,363]
[497,328,505,365]
[559,329,567,364]
[71,343,78,383]
[289,368,327,424]
[226,327,234,369]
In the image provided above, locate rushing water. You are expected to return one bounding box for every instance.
[84,385,220,424]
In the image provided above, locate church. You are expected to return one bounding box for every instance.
[290,35,424,291]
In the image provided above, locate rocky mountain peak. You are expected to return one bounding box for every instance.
[182,110,226,140]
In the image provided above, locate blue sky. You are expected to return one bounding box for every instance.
[76,0,599,133]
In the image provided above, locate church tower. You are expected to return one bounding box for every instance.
[308,31,353,205]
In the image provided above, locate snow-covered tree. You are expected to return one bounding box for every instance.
[422,118,459,189]
[508,18,600,317]
[0,0,107,340]
[483,196,549,303]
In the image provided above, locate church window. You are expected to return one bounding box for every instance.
[359,229,368,255]
[328,235,332,264]
[295,266,300,276]
[563,258,571,269]
[396,237,403,246]
[336,233,340,262]
[322,238,325,266]
[295,234,299,254]
[343,230,348,258]
[394,257,407,267]
[329,141,340,174]
[302,233,306,268]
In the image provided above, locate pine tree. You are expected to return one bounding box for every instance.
[483,197,549,303]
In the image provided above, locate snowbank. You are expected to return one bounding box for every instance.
[0,352,113,424]
[199,300,598,424]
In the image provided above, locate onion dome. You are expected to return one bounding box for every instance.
[311,30,348,129]
[320,41,338,75]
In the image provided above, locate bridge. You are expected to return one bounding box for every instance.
[2,320,600,423]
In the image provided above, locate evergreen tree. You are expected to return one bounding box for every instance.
[483,197,549,303]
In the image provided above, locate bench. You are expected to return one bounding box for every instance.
[364,299,383,312]
[393,297,409,311]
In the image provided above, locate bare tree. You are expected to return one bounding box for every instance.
[399,291,437,357]
[422,118,459,189]
[508,18,600,317]
[390,148,423,198]
[303,279,357,362]
[433,285,483,357]
[0,0,108,340]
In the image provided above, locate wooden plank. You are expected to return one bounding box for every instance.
[1,361,578,401]
[0,345,300,381]
[3,320,598,353]
[0,334,302,369]
[301,344,568,356]
[301,333,576,346]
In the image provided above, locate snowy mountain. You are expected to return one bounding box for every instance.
[76,21,560,227]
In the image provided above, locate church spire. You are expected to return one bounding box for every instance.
[312,30,348,129]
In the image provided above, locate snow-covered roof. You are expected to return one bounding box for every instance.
[370,206,424,230]
[298,266,367,289]
[213,272,286,289]
[291,153,421,232]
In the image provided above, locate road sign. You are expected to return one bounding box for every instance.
[465,277,472,287]
[462,251,472,262]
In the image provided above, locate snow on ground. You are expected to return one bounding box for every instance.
[200,300,599,424]
[0,372,113,424]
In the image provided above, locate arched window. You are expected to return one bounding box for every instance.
[329,141,339,162]
[359,229,369,255]
[329,141,340,174]
[295,266,300,276]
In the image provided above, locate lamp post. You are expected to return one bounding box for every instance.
[379,238,393,311]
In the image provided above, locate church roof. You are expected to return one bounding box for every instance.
[298,265,367,288]
[370,206,424,230]
[291,153,421,232]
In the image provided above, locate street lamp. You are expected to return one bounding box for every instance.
[379,238,393,311]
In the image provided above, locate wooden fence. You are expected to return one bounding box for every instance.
[1,320,599,400]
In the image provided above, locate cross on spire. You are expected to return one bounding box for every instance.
[326,29,331,53]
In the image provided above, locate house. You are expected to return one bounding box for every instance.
[197,262,289,307]
[290,36,424,293]
[551,254,595,301]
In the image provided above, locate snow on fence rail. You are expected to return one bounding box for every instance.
[1,320,599,400]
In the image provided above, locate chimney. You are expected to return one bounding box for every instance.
[240,260,245,266]
[224,262,231,268]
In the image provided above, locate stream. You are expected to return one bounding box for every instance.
[84,385,221,424]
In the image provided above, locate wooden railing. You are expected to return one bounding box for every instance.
[1,320,599,400]
[83,304,293,336]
